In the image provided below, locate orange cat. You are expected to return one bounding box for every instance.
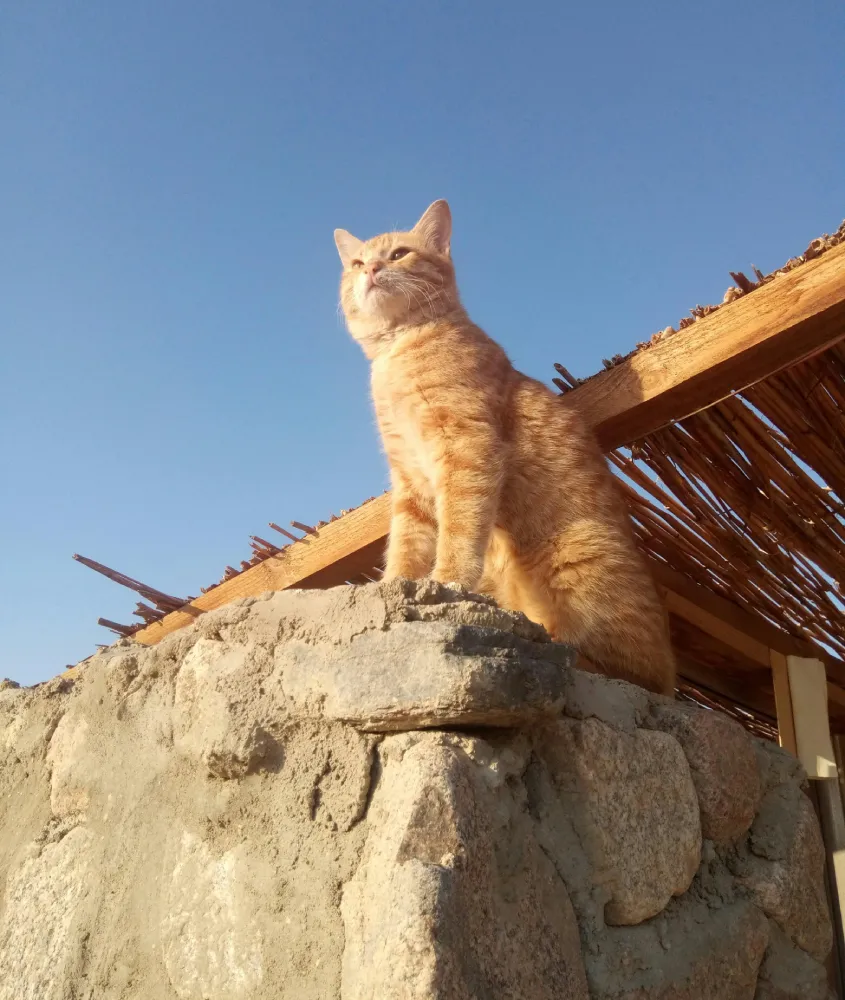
[334,200,675,695]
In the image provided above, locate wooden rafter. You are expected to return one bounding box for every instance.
[129,486,845,721]
[569,239,845,449]
[130,496,391,645]
[651,562,845,685]
[651,560,845,720]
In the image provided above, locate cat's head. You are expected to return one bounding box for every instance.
[334,200,461,354]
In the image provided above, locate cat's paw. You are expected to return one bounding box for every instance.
[428,576,473,595]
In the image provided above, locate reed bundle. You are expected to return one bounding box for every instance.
[611,340,845,661]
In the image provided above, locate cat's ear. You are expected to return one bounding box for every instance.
[412,200,452,255]
[334,229,364,268]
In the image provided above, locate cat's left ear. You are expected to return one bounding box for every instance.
[334,229,364,268]
[412,200,451,255]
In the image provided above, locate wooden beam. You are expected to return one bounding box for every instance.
[130,488,845,727]
[668,614,770,681]
[809,776,845,998]
[563,240,845,449]
[794,673,845,992]
[293,537,387,590]
[130,495,391,645]
[651,559,845,694]
[675,652,776,722]
[664,589,769,668]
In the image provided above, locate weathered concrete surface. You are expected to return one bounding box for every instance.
[732,784,832,962]
[0,580,833,999]
[754,921,831,1000]
[0,665,374,999]
[588,898,770,1000]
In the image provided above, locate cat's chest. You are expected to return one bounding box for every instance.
[371,375,437,490]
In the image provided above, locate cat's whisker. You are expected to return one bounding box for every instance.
[403,281,432,321]
[401,275,439,319]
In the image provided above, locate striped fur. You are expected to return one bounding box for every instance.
[334,201,675,695]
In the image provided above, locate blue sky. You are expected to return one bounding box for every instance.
[2,1,843,685]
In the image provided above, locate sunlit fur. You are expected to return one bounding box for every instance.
[334,201,676,695]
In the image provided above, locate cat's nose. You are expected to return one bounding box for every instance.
[366,261,384,277]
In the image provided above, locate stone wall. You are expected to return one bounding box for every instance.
[0,580,833,999]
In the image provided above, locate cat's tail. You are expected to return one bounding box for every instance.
[572,609,677,697]
[514,526,677,697]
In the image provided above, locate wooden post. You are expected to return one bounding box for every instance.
[786,656,838,778]
[779,654,845,996]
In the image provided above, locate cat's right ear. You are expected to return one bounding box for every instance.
[334,229,364,269]
[412,200,452,255]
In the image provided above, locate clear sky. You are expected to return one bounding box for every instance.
[2,1,843,685]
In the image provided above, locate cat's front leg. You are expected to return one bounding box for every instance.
[431,452,502,591]
[383,477,437,581]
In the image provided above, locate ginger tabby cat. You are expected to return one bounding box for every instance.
[334,200,675,695]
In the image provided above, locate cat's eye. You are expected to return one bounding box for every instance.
[351,259,364,269]
[389,248,410,261]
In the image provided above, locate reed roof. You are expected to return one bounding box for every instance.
[608,346,845,662]
[553,220,845,664]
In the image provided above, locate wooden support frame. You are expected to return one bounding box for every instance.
[813,776,845,1000]
[770,651,798,755]
[776,660,845,996]
[784,656,839,778]
[650,561,845,711]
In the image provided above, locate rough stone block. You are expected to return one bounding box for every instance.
[161,831,264,999]
[0,581,831,999]
[237,578,550,648]
[587,898,769,1000]
[754,920,830,1000]
[46,712,91,817]
[342,732,589,999]
[562,667,650,733]
[541,718,701,925]
[754,739,807,795]
[648,703,762,842]
[0,827,94,1000]
[174,638,278,778]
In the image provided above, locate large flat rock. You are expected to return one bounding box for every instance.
[648,703,762,843]
[279,620,572,731]
[733,785,831,962]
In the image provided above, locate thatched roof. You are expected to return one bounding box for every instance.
[609,344,845,662]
